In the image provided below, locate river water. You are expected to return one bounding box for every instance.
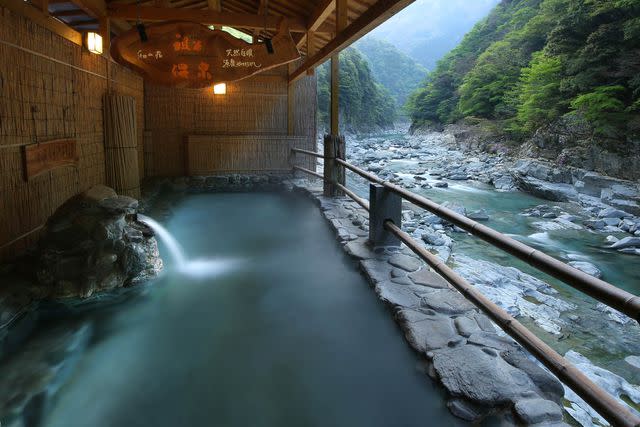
[343,130,640,424]
[39,192,463,427]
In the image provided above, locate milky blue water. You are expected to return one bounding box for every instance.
[43,192,465,427]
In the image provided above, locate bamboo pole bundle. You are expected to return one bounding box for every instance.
[103,94,140,198]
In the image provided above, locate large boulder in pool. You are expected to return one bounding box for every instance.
[36,185,163,298]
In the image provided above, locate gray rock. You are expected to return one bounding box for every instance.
[391,276,414,286]
[420,289,475,315]
[514,175,578,202]
[434,181,449,188]
[375,282,421,308]
[467,331,519,351]
[610,236,640,250]
[514,398,563,424]
[447,399,486,422]
[36,186,162,298]
[493,175,516,191]
[344,240,376,260]
[396,309,460,353]
[467,209,490,221]
[432,344,537,405]
[388,254,422,272]
[421,231,447,246]
[390,268,406,278]
[360,259,391,285]
[598,207,632,219]
[501,349,565,402]
[568,261,602,278]
[454,316,481,337]
[583,219,606,230]
[408,269,450,289]
[625,355,640,370]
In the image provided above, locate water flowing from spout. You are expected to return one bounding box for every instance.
[138,214,187,267]
[138,214,241,278]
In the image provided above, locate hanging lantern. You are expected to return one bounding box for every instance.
[86,32,103,54]
[213,83,227,95]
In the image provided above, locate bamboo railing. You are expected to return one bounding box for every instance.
[291,147,640,427]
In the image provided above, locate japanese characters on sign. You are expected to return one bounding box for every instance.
[111,21,301,88]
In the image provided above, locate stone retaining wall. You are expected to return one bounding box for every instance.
[286,178,568,426]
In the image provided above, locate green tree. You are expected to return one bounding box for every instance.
[317,48,396,133]
[515,53,564,132]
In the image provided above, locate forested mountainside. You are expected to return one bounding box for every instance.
[407,0,640,145]
[355,37,428,110]
[317,48,396,134]
[366,0,500,70]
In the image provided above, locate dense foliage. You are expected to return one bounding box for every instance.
[355,37,428,109]
[317,48,397,133]
[407,0,640,142]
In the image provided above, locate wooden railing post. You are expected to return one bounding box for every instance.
[369,183,401,247]
[323,134,345,196]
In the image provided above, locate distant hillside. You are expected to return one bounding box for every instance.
[367,0,500,69]
[317,48,396,134]
[407,0,640,143]
[355,37,427,110]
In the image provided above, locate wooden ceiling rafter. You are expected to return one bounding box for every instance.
[108,4,317,32]
[289,0,416,83]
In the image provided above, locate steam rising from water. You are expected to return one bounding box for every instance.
[138,214,241,278]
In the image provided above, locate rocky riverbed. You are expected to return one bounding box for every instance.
[327,126,640,426]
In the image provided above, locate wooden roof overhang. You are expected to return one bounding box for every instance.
[0,0,415,83]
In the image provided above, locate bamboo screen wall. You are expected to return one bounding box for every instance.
[0,8,144,260]
[144,64,317,176]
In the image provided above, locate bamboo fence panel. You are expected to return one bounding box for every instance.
[186,135,308,174]
[103,94,140,198]
[0,8,144,260]
[144,67,317,176]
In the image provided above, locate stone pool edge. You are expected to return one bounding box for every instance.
[285,177,568,426]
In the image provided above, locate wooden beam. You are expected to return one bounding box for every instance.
[67,0,105,19]
[0,0,83,45]
[287,62,295,135]
[207,0,220,11]
[51,9,86,17]
[108,5,311,33]
[290,0,416,84]
[306,30,315,75]
[308,0,335,32]
[41,0,49,16]
[66,0,130,34]
[330,0,346,135]
[99,15,110,57]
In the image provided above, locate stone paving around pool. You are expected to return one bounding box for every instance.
[286,178,567,426]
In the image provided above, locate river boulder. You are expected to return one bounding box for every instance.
[513,175,579,202]
[36,185,163,298]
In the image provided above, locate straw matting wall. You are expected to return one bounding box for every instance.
[186,135,308,174]
[104,94,140,198]
[0,8,144,260]
[145,64,317,176]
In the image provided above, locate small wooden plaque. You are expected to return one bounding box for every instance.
[22,139,78,180]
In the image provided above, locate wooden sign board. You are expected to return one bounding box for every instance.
[22,139,78,181]
[111,20,301,88]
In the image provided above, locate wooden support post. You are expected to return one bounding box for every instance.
[41,0,49,16]
[330,0,347,135]
[287,62,295,135]
[330,55,339,135]
[369,184,402,247]
[306,30,315,76]
[99,16,110,58]
[208,0,221,29]
[323,134,345,197]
